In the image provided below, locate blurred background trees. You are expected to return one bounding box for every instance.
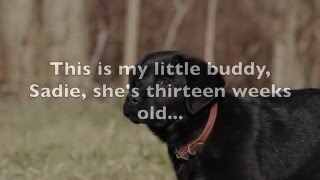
[0,2,318,179]
[0,0,319,99]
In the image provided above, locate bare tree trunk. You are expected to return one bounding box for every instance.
[0,0,40,97]
[204,0,218,62]
[43,0,91,93]
[0,0,91,100]
[271,1,304,88]
[123,0,141,87]
[272,0,320,88]
[0,20,5,89]
[0,42,4,84]
[123,0,141,66]
[299,0,320,87]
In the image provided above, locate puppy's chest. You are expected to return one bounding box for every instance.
[174,156,223,180]
[175,158,207,180]
[171,144,225,179]
[173,154,242,180]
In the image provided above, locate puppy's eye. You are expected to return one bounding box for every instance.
[158,78,171,86]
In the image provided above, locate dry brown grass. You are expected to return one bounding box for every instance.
[0,100,175,180]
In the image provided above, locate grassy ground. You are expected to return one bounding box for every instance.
[0,100,175,180]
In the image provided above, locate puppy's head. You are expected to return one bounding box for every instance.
[123,51,225,128]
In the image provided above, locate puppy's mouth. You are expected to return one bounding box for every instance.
[123,103,146,124]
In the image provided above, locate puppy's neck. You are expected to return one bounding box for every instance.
[147,102,216,150]
[168,104,213,148]
[148,94,237,150]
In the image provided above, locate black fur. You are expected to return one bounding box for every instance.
[123,51,320,180]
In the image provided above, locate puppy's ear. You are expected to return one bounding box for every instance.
[170,54,185,65]
[184,59,225,115]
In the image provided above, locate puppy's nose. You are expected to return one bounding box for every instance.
[130,96,140,104]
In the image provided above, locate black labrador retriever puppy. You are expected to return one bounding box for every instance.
[123,51,320,180]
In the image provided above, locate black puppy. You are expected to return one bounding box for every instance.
[123,51,320,180]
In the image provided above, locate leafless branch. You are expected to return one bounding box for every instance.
[82,20,108,104]
[90,20,108,77]
[173,0,182,10]
[163,0,194,49]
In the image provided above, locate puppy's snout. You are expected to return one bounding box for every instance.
[128,95,142,105]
